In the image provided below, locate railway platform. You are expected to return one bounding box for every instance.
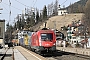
[13,46,90,60]
[14,46,46,60]
[57,47,90,56]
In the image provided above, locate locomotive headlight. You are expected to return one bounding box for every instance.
[53,43,56,45]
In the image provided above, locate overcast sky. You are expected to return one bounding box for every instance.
[0,0,79,30]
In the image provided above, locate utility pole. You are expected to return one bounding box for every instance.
[53,21,56,34]
[84,26,87,49]
[9,0,11,43]
[45,22,47,28]
[0,0,3,10]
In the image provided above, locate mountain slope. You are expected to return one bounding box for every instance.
[40,13,83,31]
[67,0,88,13]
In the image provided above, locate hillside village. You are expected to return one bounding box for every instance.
[30,6,90,48]
[28,12,89,48]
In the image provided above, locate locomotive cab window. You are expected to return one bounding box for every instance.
[41,33,53,41]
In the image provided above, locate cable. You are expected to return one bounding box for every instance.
[2,1,22,11]
[1,2,21,15]
[14,0,30,8]
[31,0,34,7]
[1,13,17,15]
[33,0,37,7]
[1,2,9,12]
[60,0,68,6]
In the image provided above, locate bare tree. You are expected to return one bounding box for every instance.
[53,0,58,15]
[83,0,90,31]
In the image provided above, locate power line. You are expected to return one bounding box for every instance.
[1,13,18,15]
[14,0,30,8]
[31,0,34,7]
[60,0,68,6]
[14,0,37,11]
[33,0,37,7]
[2,1,22,11]
[1,2,9,12]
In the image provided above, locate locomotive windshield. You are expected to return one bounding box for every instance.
[41,33,53,40]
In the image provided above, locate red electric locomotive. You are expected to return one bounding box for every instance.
[30,28,56,54]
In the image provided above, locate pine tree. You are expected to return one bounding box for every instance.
[6,22,10,32]
[43,5,47,20]
[40,13,42,21]
[14,23,17,30]
[36,11,39,23]
[30,12,35,26]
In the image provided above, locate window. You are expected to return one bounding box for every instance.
[41,33,53,41]
[72,37,76,39]
[80,36,84,39]
[74,41,76,43]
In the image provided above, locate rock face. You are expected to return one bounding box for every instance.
[32,13,83,31]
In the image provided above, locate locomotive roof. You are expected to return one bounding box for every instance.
[37,29,54,33]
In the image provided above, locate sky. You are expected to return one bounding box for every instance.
[0,0,79,30]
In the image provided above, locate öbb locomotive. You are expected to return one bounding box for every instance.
[18,28,56,54]
[30,28,56,53]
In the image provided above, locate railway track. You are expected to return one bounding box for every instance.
[44,50,90,60]
[20,46,90,60]
[0,47,14,60]
[0,48,8,60]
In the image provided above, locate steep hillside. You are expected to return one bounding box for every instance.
[67,0,88,13]
[40,13,84,31]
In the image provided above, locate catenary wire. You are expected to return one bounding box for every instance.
[60,0,68,6]
[2,1,22,11]
[14,0,30,8]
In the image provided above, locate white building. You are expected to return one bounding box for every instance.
[58,5,68,16]
[58,9,68,16]
[87,38,90,48]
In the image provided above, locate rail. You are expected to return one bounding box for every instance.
[1,48,8,60]
[0,47,15,60]
[12,47,15,60]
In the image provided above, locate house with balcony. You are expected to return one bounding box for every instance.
[66,20,90,47]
